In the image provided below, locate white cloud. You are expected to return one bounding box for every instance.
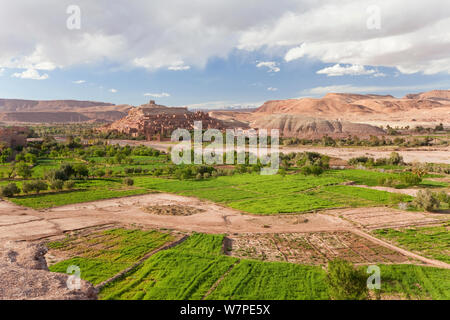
[0,68,4,76]
[109,88,118,93]
[167,61,191,71]
[302,82,450,96]
[267,87,278,91]
[256,61,280,73]
[11,68,48,80]
[0,1,449,75]
[240,1,450,75]
[73,80,86,84]
[144,92,170,98]
[316,64,377,77]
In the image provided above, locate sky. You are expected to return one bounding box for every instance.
[0,0,449,109]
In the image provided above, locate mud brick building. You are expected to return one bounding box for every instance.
[101,100,226,140]
[0,126,30,148]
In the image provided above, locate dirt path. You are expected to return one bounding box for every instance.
[350,228,450,269]
[353,185,420,196]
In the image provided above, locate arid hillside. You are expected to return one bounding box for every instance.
[251,115,385,138]
[0,99,131,123]
[253,90,450,124]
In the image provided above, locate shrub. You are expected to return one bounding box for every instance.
[388,152,403,165]
[436,191,450,206]
[60,163,75,178]
[49,179,64,191]
[326,259,368,300]
[413,190,440,212]
[45,169,69,181]
[63,180,76,190]
[0,183,20,197]
[94,169,106,177]
[123,178,134,186]
[301,165,324,176]
[348,157,371,166]
[14,161,32,178]
[399,173,422,186]
[23,180,48,194]
[72,163,89,178]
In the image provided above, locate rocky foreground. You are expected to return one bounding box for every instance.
[0,241,97,300]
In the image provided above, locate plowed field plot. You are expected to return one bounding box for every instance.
[46,228,174,285]
[338,208,449,229]
[226,232,414,265]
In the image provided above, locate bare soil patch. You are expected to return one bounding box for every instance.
[142,205,205,216]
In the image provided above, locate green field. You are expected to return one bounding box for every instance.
[2,168,416,212]
[134,171,413,214]
[48,230,449,300]
[48,229,174,285]
[7,178,148,209]
[373,223,450,264]
[206,260,329,300]
[378,264,450,300]
[99,233,330,300]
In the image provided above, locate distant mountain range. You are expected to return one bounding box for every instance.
[0,99,131,123]
[1,91,448,136]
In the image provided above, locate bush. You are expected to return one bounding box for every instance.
[45,168,69,181]
[399,173,422,186]
[388,152,403,165]
[22,180,48,194]
[49,179,64,191]
[413,190,440,212]
[348,157,371,166]
[0,183,20,197]
[123,178,134,186]
[63,180,76,190]
[326,259,368,300]
[72,163,89,178]
[94,169,106,177]
[301,165,324,176]
[14,161,32,178]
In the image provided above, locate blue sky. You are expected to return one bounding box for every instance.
[1,1,449,109]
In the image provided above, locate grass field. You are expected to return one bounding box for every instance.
[1,169,415,212]
[378,264,450,300]
[49,229,449,300]
[48,229,174,285]
[99,233,330,300]
[134,172,413,214]
[373,223,450,264]
[7,178,148,209]
[100,233,239,300]
[206,260,329,300]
